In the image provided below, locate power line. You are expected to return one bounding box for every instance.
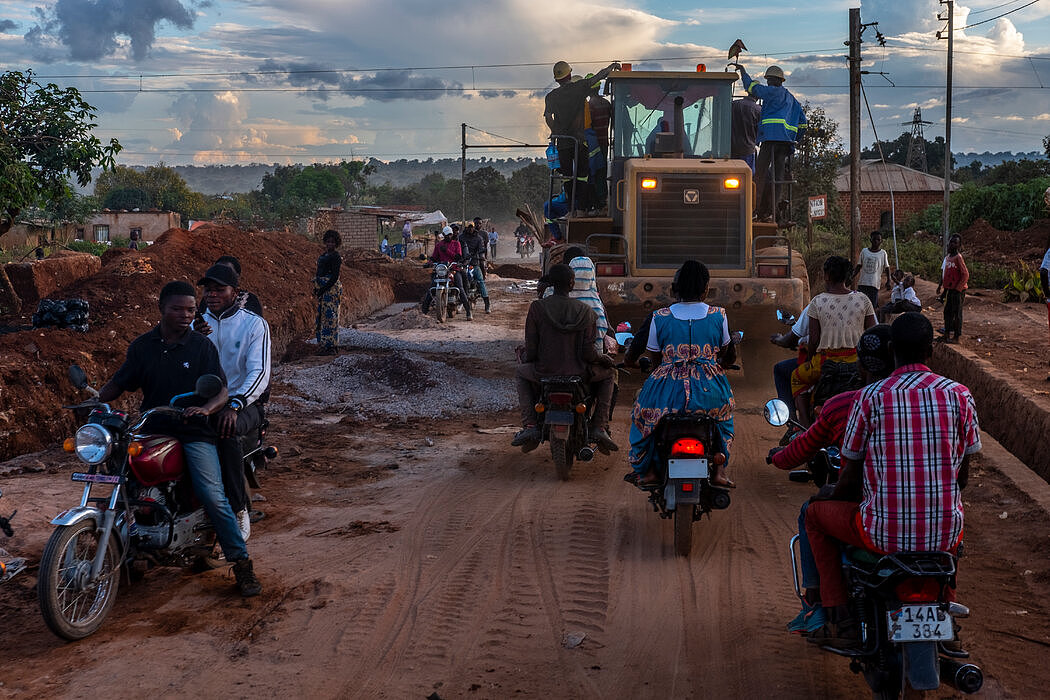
[33,48,846,81]
[968,0,1033,14]
[960,0,1041,28]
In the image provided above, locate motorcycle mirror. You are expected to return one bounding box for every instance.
[68,364,88,389]
[776,309,797,326]
[194,374,224,399]
[731,330,744,344]
[763,399,791,427]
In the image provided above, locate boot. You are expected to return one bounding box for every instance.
[232,557,262,597]
[484,297,491,313]
[512,425,541,452]
[590,426,619,453]
[465,304,474,321]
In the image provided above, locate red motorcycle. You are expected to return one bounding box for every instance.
[38,365,275,640]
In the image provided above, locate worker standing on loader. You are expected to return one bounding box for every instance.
[544,60,619,215]
[731,63,807,224]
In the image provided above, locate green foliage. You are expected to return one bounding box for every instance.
[791,103,845,228]
[904,177,1050,235]
[254,161,375,225]
[0,70,121,238]
[94,163,206,223]
[66,240,109,256]
[1002,263,1043,302]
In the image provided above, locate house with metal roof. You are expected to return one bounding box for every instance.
[835,161,960,232]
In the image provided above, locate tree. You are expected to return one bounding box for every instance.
[1043,133,1050,159]
[791,103,845,226]
[94,163,205,223]
[102,187,152,211]
[0,70,121,238]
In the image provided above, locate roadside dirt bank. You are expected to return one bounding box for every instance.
[1,277,1049,698]
[0,225,427,462]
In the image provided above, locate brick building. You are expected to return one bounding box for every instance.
[835,161,959,232]
[77,210,181,244]
[309,206,428,249]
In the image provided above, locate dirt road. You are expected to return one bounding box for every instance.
[1,278,1048,699]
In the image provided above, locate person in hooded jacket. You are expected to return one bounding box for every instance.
[512,264,617,453]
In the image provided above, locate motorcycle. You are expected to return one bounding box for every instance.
[788,542,982,697]
[516,234,535,258]
[626,332,742,557]
[39,365,275,640]
[765,405,983,697]
[0,489,27,583]
[425,262,459,323]
[534,375,609,480]
[763,398,840,486]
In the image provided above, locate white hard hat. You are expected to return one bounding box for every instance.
[442,225,453,235]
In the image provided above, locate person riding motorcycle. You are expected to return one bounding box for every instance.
[804,312,981,644]
[94,280,261,597]
[511,263,618,453]
[198,264,272,542]
[626,260,735,487]
[422,227,473,320]
[459,221,492,314]
[766,324,894,633]
[791,256,876,426]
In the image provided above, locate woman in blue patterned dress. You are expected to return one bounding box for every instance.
[628,260,736,487]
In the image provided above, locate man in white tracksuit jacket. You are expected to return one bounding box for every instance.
[198,264,271,540]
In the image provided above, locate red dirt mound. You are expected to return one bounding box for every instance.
[491,263,541,279]
[0,224,419,461]
[958,217,1050,267]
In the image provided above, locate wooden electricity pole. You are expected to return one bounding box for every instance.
[848,8,862,265]
[938,0,954,253]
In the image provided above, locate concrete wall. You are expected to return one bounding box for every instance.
[837,191,942,232]
[2,223,79,249]
[84,211,181,243]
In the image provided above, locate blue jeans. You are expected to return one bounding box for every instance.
[798,501,819,590]
[774,357,798,420]
[469,265,488,298]
[183,441,249,562]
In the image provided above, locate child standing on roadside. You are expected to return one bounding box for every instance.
[854,230,892,310]
[937,234,968,343]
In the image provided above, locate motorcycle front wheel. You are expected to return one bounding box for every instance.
[550,436,574,481]
[39,520,121,640]
[673,506,694,557]
[436,289,448,323]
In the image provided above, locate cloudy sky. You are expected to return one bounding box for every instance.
[1,0,1048,166]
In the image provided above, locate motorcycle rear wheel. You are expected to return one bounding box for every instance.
[673,506,694,557]
[38,520,121,640]
[436,289,448,323]
[550,436,573,481]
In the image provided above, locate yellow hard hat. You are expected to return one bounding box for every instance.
[553,61,572,80]
[764,65,785,81]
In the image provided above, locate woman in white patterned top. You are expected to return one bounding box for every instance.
[791,256,876,424]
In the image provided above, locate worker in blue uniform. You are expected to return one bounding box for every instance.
[732,64,807,223]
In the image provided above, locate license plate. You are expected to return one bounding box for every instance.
[887,605,952,642]
[71,472,122,484]
[667,458,709,479]
[545,410,575,426]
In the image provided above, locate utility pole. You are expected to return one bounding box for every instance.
[461,123,467,226]
[938,0,954,253]
[848,8,862,265]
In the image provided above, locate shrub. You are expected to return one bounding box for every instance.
[67,240,109,256]
[1002,263,1043,302]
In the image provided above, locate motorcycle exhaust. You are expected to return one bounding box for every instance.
[578,446,595,462]
[940,658,983,694]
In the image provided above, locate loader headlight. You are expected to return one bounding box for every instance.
[75,423,112,465]
[640,177,658,190]
[723,177,741,190]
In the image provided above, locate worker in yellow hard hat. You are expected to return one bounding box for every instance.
[543,60,620,215]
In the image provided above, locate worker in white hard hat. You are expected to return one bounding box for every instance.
[729,62,807,223]
[543,60,620,215]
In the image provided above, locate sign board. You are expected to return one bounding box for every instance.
[808,195,827,220]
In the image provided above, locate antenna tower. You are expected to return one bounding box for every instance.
[903,107,932,172]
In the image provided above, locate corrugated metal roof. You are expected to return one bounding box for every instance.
[834,161,960,193]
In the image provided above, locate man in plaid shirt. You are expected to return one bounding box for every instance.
[805,312,981,636]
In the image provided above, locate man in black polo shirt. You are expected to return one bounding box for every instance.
[96,280,262,597]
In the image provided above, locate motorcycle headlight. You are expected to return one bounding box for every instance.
[75,423,113,465]
[435,264,448,275]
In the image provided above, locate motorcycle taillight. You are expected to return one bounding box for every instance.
[548,392,573,404]
[671,438,705,457]
[895,577,943,603]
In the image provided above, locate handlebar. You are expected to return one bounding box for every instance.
[129,405,185,433]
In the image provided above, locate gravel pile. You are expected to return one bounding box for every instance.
[370,308,440,331]
[276,348,516,420]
